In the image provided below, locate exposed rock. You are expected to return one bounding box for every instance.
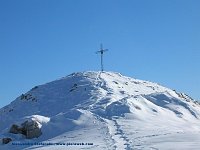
[20,93,36,101]
[69,83,78,92]
[9,120,42,139]
[22,120,42,139]
[31,86,38,91]
[20,94,25,100]
[9,124,22,134]
[2,138,12,144]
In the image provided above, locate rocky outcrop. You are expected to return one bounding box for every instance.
[23,120,42,139]
[2,138,12,144]
[10,124,25,135]
[9,120,42,139]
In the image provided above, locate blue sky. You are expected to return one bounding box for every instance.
[0,0,199,108]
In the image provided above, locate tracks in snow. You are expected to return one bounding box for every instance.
[105,117,132,150]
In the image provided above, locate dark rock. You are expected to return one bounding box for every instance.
[113,81,118,84]
[134,105,141,110]
[31,86,38,90]
[9,120,42,139]
[8,109,13,112]
[20,94,25,100]
[9,124,21,134]
[2,138,12,144]
[22,120,42,139]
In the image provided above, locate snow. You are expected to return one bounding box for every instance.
[1,71,200,149]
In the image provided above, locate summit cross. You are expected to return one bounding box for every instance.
[96,44,108,72]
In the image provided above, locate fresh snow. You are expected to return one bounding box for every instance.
[1,71,200,150]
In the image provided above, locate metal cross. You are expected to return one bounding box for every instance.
[96,44,108,72]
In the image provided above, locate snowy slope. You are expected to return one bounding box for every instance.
[1,71,200,150]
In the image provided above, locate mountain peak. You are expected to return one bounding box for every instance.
[1,71,200,149]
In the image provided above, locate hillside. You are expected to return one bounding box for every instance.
[1,71,200,150]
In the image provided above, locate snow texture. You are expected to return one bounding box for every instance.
[1,71,200,150]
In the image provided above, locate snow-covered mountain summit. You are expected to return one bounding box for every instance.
[1,71,200,150]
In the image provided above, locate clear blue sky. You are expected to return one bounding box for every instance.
[0,0,199,108]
